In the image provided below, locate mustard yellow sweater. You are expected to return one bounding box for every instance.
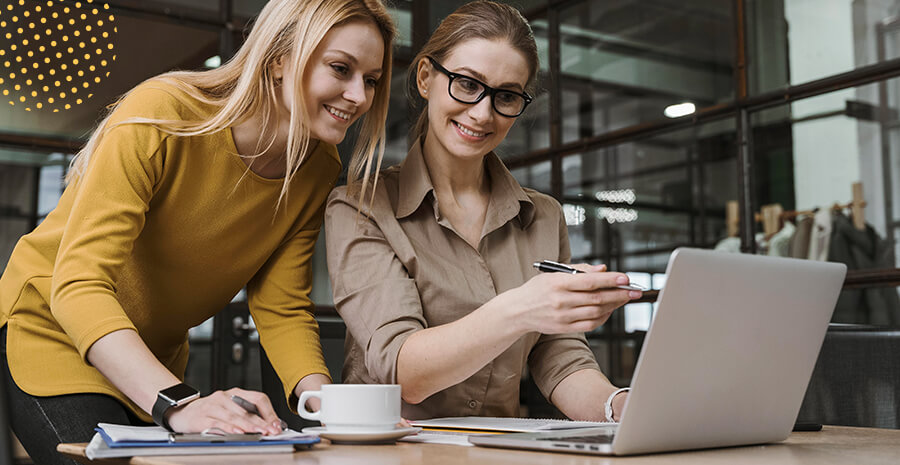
[0,80,339,421]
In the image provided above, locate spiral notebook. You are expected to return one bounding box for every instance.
[85,423,319,459]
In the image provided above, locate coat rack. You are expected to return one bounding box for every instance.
[848,182,866,231]
[726,200,740,238]
[726,181,867,238]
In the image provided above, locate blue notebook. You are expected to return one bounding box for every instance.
[95,428,320,448]
[85,424,320,459]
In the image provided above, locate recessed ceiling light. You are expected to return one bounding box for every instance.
[664,102,695,118]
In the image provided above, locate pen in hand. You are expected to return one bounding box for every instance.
[231,395,288,432]
[532,260,647,292]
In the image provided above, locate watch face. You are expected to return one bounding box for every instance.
[160,383,200,404]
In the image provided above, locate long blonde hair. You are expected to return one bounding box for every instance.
[68,0,396,209]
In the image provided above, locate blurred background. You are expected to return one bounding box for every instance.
[1,0,898,427]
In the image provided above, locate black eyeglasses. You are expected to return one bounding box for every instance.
[427,56,532,118]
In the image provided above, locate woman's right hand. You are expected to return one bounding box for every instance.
[503,264,642,335]
[166,388,283,435]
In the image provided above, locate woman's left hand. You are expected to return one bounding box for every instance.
[293,373,331,412]
[610,391,629,422]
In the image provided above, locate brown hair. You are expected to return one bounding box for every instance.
[407,0,538,144]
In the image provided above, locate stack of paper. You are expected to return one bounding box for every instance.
[410,416,615,433]
[402,417,616,447]
[85,423,319,459]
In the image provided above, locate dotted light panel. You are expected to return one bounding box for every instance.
[0,0,117,112]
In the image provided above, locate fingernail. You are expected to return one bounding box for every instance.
[617,276,628,284]
[629,291,642,299]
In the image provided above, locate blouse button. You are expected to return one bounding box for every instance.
[468,400,478,409]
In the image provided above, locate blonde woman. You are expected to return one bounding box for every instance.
[326,1,638,422]
[0,0,394,462]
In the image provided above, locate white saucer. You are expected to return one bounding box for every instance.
[301,426,421,444]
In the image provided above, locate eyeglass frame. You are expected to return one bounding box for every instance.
[426,56,533,118]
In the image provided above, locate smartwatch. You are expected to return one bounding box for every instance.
[152,383,200,431]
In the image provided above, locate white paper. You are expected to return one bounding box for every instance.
[97,423,310,442]
[260,429,309,440]
[399,430,475,447]
[96,423,170,442]
[410,417,616,433]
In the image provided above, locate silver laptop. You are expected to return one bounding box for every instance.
[470,248,846,455]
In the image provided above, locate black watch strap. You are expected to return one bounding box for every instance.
[152,383,199,431]
[152,394,176,431]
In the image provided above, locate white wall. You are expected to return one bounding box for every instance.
[786,0,894,237]
[786,0,862,214]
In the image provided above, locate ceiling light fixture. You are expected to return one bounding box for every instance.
[595,188,636,205]
[663,102,695,119]
[563,204,586,226]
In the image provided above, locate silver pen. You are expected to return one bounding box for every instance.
[532,260,647,291]
[231,395,288,431]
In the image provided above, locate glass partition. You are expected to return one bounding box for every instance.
[748,0,900,94]
[562,118,737,273]
[751,79,900,325]
[558,0,734,142]
[0,149,69,267]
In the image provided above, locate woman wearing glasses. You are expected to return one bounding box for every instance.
[325,1,641,421]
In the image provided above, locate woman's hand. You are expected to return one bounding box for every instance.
[166,388,283,435]
[393,264,641,405]
[504,263,642,335]
[610,391,629,422]
[294,373,331,412]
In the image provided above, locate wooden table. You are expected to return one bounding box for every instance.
[58,426,900,465]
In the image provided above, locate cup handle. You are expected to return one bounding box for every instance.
[297,391,322,421]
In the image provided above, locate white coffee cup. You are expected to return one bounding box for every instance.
[297,384,401,432]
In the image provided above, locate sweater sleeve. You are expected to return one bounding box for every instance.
[247,212,331,413]
[50,87,170,362]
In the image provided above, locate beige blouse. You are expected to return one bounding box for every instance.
[324,140,602,419]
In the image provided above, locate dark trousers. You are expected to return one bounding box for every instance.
[1,325,150,465]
